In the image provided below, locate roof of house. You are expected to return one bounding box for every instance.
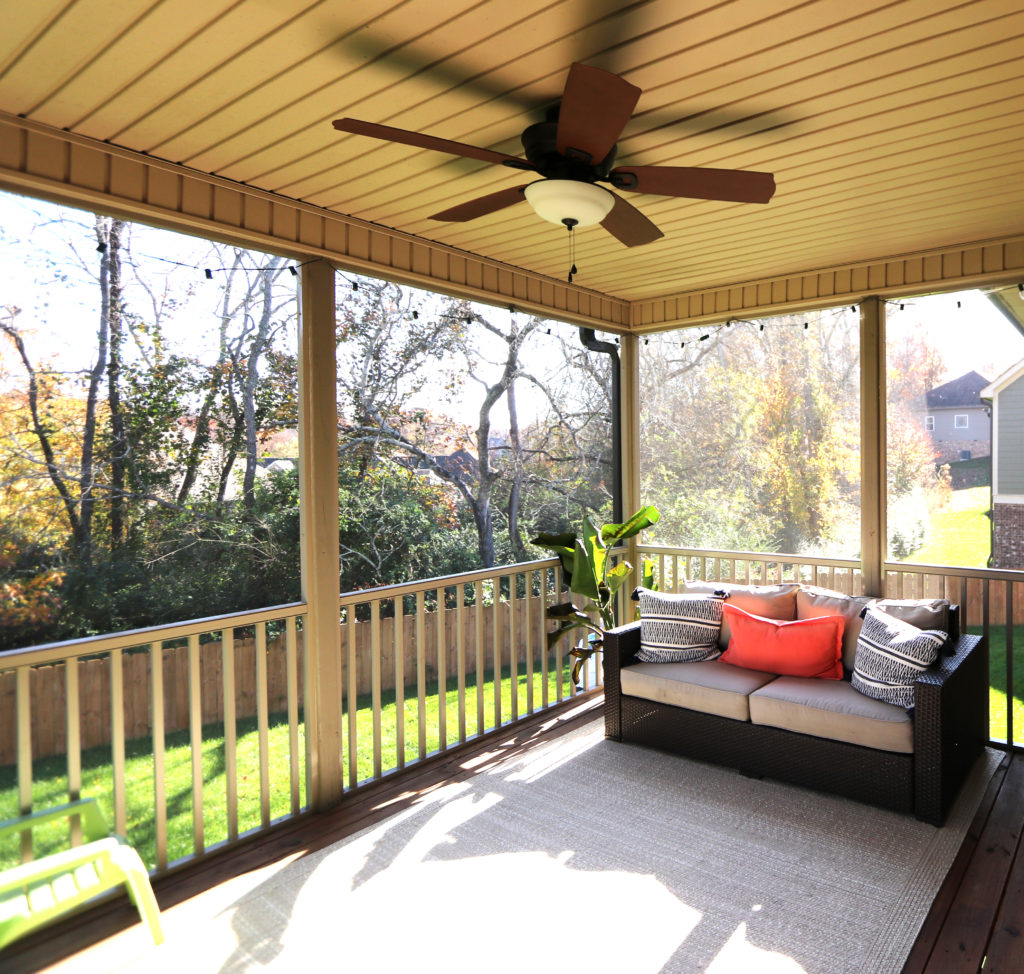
[981,358,1024,401]
[926,371,991,409]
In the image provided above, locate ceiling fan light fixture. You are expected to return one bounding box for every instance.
[524,179,614,227]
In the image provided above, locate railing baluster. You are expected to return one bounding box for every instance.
[224,627,238,842]
[187,636,202,854]
[347,605,359,787]
[66,657,81,847]
[554,565,564,703]
[416,591,426,760]
[509,575,519,722]
[493,576,503,728]
[457,584,467,743]
[475,580,485,735]
[286,617,300,814]
[525,571,534,715]
[256,622,270,828]
[16,667,31,862]
[395,598,406,770]
[111,648,127,839]
[539,572,549,711]
[436,588,446,752]
[151,640,166,869]
[371,599,382,778]
[1007,581,1015,747]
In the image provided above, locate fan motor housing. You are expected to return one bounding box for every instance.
[519,120,617,182]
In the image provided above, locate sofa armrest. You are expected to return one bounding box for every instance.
[913,631,988,824]
[602,622,641,741]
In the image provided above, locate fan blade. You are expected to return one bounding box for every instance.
[333,118,528,168]
[430,185,530,222]
[600,193,663,248]
[556,63,641,164]
[611,165,776,204]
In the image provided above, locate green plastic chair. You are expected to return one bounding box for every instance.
[0,798,164,951]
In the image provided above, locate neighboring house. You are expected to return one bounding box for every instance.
[923,370,991,464]
[982,360,1024,569]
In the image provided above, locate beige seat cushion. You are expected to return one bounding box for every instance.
[749,676,913,754]
[619,660,777,722]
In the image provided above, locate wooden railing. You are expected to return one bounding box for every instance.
[0,605,308,874]
[335,559,580,787]
[638,545,863,594]
[0,557,587,876]
[639,544,1024,748]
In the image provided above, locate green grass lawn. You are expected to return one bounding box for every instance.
[976,624,1024,745]
[0,662,572,872]
[904,486,990,567]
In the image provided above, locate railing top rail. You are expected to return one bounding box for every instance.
[638,545,859,570]
[338,557,560,606]
[885,561,1024,582]
[0,602,307,668]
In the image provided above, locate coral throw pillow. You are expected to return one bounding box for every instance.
[719,604,844,680]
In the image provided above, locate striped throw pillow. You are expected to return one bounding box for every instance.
[851,606,945,709]
[636,588,726,663]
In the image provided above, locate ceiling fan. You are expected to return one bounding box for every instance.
[332,63,776,247]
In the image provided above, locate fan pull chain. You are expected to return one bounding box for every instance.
[565,218,579,283]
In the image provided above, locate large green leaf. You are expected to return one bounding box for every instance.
[600,505,661,544]
[605,560,632,597]
[546,617,594,651]
[583,515,607,587]
[571,535,601,602]
[530,531,577,578]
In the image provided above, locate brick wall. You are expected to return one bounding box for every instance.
[993,502,1024,570]
[933,439,990,465]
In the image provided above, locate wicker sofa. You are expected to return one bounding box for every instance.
[602,586,988,826]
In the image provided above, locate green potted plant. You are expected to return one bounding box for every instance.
[532,505,659,689]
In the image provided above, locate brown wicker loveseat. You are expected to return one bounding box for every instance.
[602,590,988,826]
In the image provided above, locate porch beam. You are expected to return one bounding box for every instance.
[860,296,887,596]
[298,259,343,810]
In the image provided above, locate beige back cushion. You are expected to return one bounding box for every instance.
[796,586,869,671]
[683,581,799,647]
[873,598,951,638]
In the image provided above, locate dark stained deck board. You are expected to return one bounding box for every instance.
[903,750,1024,974]
[900,752,1011,974]
[985,834,1024,974]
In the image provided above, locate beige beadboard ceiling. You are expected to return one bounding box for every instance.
[1,0,1022,310]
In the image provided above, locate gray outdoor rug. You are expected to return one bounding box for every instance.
[121,720,1000,974]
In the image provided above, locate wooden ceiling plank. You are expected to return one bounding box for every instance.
[156,0,572,172]
[0,0,76,81]
[618,0,991,146]
[100,1,407,148]
[0,0,165,117]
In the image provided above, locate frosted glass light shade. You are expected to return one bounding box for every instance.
[524,179,615,227]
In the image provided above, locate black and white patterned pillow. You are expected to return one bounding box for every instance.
[636,588,726,663]
[851,606,945,708]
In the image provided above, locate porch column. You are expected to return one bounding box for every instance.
[860,296,887,596]
[298,259,343,809]
[620,332,643,586]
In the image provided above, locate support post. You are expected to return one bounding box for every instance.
[298,259,343,810]
[619,333,643,590]
[860,296,887,597]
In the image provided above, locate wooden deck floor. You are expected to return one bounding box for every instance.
[5,698,1023,974]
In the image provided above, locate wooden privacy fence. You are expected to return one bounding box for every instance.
[0,591,552,765]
